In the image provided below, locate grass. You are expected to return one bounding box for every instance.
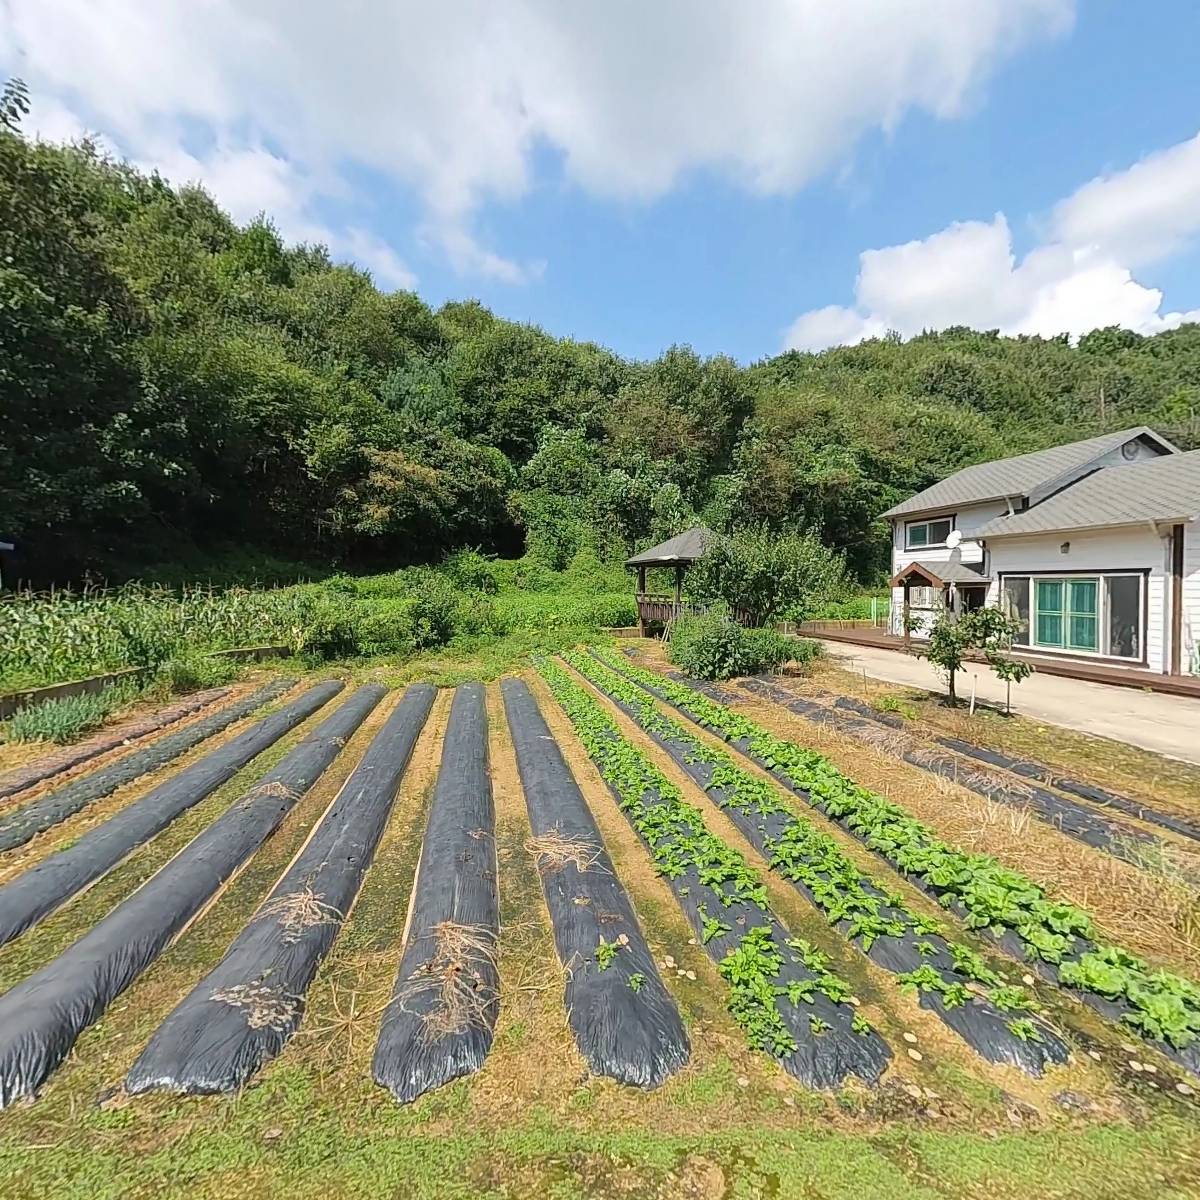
[812,659,1200,824]
[2,670,1200,1198]
[2,682,140,744]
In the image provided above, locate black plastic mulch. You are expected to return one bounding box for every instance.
[373,683,500,1103]
[126,683,432,1095]
[500,677,690,1088]
[828,691,1200,845]
[0,683,382,1109]
[589,662,1067,1076]
[740,677,1170,870]
[0,685,233,802]
[0,679,343,949]
[558,672,891,1089]
[631,665,1200,1078]
[0,679,295,853]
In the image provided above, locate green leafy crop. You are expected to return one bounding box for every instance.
[595,646,1200,1054]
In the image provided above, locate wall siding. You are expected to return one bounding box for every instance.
[1184,524,1200,676]
[986,527,1171,672]
[892,501,1009,572]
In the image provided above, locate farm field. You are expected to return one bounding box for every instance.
[0,648,1198,1199]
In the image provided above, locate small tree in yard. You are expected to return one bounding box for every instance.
[689,525,846,627]
[924,605,1031,709]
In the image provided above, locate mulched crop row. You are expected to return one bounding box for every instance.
[0,678,295,853]
[373,683,502,1103]
[129,684,429,1095]
[501,677,690,1088]
[538,658,891,1090]
[0,684,382,1109]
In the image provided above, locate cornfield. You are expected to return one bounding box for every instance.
[0,584,313,692]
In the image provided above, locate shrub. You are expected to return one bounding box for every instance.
[405,572,460,648]
[149,652,240,696]
[689,526,848,626]
[347,599,418,657]
[669,614,819,681]
[442,548,499,595]
[4,681,139,744]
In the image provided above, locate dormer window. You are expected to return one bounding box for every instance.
[905,516,954,550]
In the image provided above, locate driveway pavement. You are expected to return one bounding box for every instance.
[816,639,1200,766]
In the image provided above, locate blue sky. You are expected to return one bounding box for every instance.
[4,1,1200,362]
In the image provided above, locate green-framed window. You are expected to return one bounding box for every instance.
[1013,573,1142,657]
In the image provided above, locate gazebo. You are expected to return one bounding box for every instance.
[625,526,714,634]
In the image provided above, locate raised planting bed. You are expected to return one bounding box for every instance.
[827,691,1200,846]
[592,646,1200,1076]
[128,684,432,1095]
[537,658,891,1090]
[0,680,343,948]
[0,684,383,1109]
[0,679,295,853]
[738,677,1175,874]
[566,652,1067,1076]
[0,645,291,719]
[501,677,690,1087]
[373,683,501,1103]
[0,685,233,801]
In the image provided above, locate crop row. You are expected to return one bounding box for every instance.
[564,651,1066,1074]
[0,584,309,692]
[536,658,890,1088]
[593,648,1200,1067]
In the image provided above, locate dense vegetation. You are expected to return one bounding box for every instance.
[0,550,634,694]
[5,78,1200,589]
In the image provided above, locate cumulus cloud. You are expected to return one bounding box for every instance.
[1050,132,1200,268]
[784,133,1200,352]
[0,0,1072,284]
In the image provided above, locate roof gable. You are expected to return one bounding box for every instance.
[881,427,1177,520]
[975,449,1200,538]
[625,525,714,567]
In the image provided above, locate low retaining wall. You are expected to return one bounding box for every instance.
[0,644,292,719]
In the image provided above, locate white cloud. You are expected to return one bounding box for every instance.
[784,133,1200,352]
[1051,132,1200,267]
[0,0,1073,284]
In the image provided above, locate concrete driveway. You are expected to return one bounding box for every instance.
[817,639,1200,766]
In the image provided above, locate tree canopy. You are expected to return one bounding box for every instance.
[4,80,1200,586]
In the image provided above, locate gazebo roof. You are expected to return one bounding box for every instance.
[625,526,714,567]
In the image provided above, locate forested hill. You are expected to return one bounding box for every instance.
[4,93,1200,587]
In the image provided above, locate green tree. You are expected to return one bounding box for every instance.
[689,526,847,626]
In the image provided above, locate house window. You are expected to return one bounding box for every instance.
[906,585,942,608]
[1002,574,1143,660]
[905,516,954,550]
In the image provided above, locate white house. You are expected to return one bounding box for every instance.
[882,426,1200,677]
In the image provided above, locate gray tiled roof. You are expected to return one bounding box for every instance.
[893,555,990,585]
[880,426,1170,519]
[976,450,1200,538]
[626,525,714,566]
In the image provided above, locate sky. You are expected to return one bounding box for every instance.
[3,1,1200,363]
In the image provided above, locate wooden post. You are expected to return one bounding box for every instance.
[903,581,911,653]
[1170,523,1184,676]
[637,565,648,636]
[673,564,683,616]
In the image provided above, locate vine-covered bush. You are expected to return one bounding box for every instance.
[668,613,820,681]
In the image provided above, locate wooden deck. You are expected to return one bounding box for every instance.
[797,623,1200,699]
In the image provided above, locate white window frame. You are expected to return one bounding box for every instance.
[1001,572,1145,662]
[905,515,955,551]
